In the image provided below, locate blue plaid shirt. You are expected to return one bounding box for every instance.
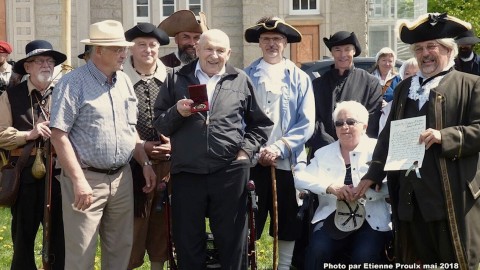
[50,60,138,169]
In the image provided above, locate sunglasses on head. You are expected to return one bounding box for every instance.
[334,118,360,127]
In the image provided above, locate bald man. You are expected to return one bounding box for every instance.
[153,29,273,269]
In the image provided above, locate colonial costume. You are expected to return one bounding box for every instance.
[123,22,171,270]
[307,31,382,154]
[244,17,315,270]
[363,13,480,270]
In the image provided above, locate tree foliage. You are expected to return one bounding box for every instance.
[428,0,480,52]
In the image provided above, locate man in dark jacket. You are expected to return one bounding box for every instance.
[454,29,480,76]
[358,13,480,270]
[157,10,207,68]
[307,31,382,157]
[153,29,273,269]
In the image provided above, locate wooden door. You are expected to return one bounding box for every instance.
[290,25,319,67]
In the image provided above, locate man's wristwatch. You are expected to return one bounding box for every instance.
[143,160,152,167]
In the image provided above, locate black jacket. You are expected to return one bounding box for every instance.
[153,60,273,174]
[307,66,382,155]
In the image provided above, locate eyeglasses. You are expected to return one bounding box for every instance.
[104,46,129,55]
[413,43,440,54]
[27,59,56,66]
[334,118,361,127]
[259,36,285,44]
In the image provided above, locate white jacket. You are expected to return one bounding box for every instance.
[295,136,391,232]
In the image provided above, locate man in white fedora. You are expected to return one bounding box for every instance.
[50,20,156,269]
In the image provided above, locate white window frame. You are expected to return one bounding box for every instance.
[160,0,177,21]
[188,0,203,16]
[289,0,320,15]
[134,0,150,24]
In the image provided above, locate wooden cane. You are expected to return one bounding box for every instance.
[271,166,278,270]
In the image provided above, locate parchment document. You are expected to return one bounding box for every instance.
[384,116,426,171]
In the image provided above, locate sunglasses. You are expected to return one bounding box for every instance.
[334,118,360,127]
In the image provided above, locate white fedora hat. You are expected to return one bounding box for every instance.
[81,20,134,47]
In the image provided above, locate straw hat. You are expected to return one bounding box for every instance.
[158,10,208,37]
[81,20,134,47]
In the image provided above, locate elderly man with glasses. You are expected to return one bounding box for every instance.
[50,20,156,269]
[0,39,66,269]
[357,13,480,269]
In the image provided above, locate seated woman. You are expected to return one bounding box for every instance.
[295,101,391,268]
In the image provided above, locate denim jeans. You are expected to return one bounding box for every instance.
[305,221,391,269]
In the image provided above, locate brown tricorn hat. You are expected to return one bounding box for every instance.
[158,10,208,37]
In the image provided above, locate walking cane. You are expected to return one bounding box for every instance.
[271,166,279,270]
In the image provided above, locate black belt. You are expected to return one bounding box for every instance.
[85,165,124,175]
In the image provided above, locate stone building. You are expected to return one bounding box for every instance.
[0,0,426,69]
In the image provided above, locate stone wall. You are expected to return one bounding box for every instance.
[16,0,369,68]
[327,0,368,56]
[241,0,281,68]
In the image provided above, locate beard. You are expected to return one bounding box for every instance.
[458,48,473,59]
[36,72,53,83]
[178,45,197,64]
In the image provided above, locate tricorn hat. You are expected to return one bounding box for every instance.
[244,17,302,43]
[14,40,67,75]
[323,31,362,57]
[81,20,134,47]
[158,10,208,37]
[125,23,170,45]
[77,45,92,59]
[455,30,480,45]
[398,13,471,44]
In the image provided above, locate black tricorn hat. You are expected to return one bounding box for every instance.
[323,31,361,57]
[77,45,92,59]
[245,17,302,43]
[125,23,170,45]
[398,13,471,44]
[455,30,480,45]
[14,40,67,75]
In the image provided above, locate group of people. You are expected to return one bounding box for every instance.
[1,9,480,270]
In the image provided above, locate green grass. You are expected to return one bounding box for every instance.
[0,207,274,269]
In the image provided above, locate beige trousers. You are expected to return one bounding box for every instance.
[60,166,134,270]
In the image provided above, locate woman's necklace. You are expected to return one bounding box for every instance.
[346,164,351,170]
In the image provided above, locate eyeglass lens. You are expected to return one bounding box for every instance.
[334,118,358,127]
